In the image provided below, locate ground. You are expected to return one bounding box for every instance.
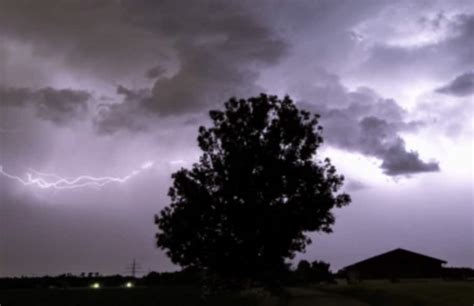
[284,287,368,306]
[0,286,259,306]
[0,280,472,306]
[317,279,474,306]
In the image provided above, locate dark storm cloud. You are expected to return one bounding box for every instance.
[0,0,286,132]
[93,0,287,133]
[356,116,438,175]
[300,80,439,176]
[0,0,168,81]
[93,86,150,135]
[145,66,167,80]
[0,87,91,125]
[324,109,439,176]
[436,71,474,97]
[450,13,474,67]
[380,139,440,175]
[0,0,440,177]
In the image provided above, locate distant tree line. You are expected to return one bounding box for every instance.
[0,260,335,289]
[0,265,472,289]
[293,260,335,284]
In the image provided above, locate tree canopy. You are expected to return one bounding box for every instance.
[155,94,350,283]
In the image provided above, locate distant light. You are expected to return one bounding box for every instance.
[125,282,134,288]
[91,282,101,289]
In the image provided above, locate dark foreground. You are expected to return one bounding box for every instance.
[1,280,473,306]
[0,286,260,306]
[320,280,474,306]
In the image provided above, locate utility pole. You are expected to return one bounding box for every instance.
[125,259,143,277]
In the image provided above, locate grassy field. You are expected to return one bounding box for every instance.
[318,279,474,306]
[1,280,472,306]
[0,286,263,306]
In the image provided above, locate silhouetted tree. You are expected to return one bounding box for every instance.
[155,94,350,285]
[296,260,312,283]
[295,260,333,284]
[310,260,333,283]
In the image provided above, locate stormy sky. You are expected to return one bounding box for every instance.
[0,0,472,276]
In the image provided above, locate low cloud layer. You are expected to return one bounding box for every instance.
[353,12,474,84]
[0,86,91,125]
[436,71,474,97]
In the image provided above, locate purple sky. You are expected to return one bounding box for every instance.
[0,0,473,277]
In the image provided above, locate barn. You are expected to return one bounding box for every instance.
[340,248,447,281]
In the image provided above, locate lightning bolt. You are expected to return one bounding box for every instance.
[0,161,155,190]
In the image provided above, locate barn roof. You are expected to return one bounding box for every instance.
[342,248,447,270]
